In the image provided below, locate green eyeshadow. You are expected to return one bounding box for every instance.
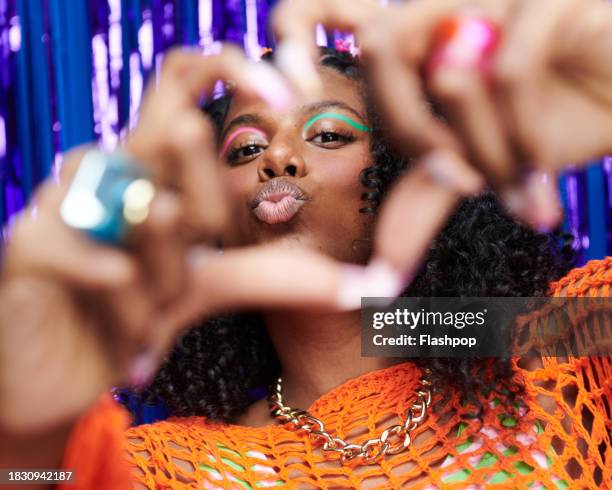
[302,112,371,134]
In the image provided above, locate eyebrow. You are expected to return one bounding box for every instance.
[221,114,264,141]
[301,100,367,123]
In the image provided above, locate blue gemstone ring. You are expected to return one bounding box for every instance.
[60,150,155,245]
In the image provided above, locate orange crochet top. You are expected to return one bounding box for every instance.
[59,257,611,489]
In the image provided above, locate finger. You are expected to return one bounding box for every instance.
[526,172,563,231]
[360,0,514,157]
[132,191,186,305]
[271,0,381,97]
[130,245,364,383]
[501,171,563,231]
[103,280,154,348]
[177,246,356,317]
[492,0,581,168]
[490,0,580,230]
[164,109,229,239]
[358,2,472,156]
[5,209,137,289]
[3,173,139,287]
[429,63,516,187]
[364,45,462,155]
[373,150,484,277]
[157,45,293,110]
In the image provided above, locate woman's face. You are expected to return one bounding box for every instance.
[219,66,374,264]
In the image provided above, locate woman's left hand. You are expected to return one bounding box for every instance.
[271,0,612,281]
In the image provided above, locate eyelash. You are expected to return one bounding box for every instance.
[226,140,267,164]
[225,130,356,165]
[308,129,355,145]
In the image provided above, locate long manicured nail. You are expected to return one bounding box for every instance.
[501,186,528,218]
[367,258,406,297]
[337,259,406,311]
[248,62,295,112]
[422,150,484,195]
[337,264,369,311]
[526,171,562,232]
[186,245,217,267]
[503,172,562,232]
[275,40,323,98]
[128,353,156,389]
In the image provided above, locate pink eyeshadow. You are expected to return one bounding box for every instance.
[220,126,267,157]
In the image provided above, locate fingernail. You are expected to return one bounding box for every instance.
[248,62,295,112]
[128,353,156,389]
[336,259,406,311]
[422,150,484,195]
[185,245,218,267]
[502,172,563,232]
[526,171,562,232]
[337,264,369,311]
[275,40,323,98]
[367,258,407,297]
[501,186,527,218]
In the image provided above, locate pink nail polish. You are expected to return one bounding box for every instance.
[128,354,155,389]
[275,40,323,98]
[336,264,370,311]
[526,171,563,232]
[336,260,407,311]
[366,258,406,298]
[422,150,484,195]
[502,186,528,217]
[248,62,294,112]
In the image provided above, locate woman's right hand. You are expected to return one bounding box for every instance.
[0,47,360,439]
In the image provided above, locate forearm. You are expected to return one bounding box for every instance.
[0,283,74,490]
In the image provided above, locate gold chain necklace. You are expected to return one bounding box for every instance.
[268,369,432,465]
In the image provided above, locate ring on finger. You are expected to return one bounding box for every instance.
[60,150,156,246]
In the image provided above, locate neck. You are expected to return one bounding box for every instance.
[264,309,400,410]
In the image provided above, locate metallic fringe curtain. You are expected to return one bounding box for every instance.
[1,0,610,264]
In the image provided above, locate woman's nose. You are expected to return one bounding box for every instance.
[257,144,306,180]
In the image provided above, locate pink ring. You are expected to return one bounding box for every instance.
[426,15,501,78]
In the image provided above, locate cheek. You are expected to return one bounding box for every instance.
[222,165,252,203]
[308,142,372,198]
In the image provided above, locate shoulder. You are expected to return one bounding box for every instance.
[507,258,611,485]
[513,256,611,412]
[124,415,226,487]
[124,413,226,452]
[549,256,611,297]
[513,257,611,358]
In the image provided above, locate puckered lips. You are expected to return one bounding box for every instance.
[250,178,309,225]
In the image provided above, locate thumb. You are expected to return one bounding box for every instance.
[134,243,409,382]
[374,150,484,279]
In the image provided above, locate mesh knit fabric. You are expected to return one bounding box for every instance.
[60,257,611,489]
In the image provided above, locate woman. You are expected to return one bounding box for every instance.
[53,47,608,489]
[1,3,611,490]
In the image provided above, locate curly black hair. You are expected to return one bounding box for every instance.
[131,48,576,423]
